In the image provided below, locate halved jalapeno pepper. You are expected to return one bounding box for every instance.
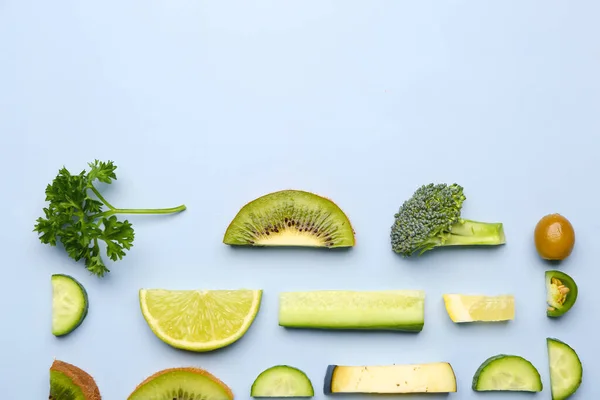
[546,270,578,317]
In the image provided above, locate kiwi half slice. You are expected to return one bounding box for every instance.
[127,367,234,400]
[223,190,355,248]
[50,359,101,400]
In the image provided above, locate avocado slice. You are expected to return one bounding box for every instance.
[546,270,578,318]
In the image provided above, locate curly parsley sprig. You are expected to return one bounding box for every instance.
[33,160,186,277]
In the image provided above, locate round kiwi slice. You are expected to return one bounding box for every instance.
[127,367,234,400]
[223,190,355,248]
[50,359,101,400]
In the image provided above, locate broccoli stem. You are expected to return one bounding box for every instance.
[443,219,506,246]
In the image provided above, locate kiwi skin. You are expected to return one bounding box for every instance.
[223,189,356,248]
[127,367,234,399]
[50,359,101,400]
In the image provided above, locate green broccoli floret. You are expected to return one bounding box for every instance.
[390,183,505,256]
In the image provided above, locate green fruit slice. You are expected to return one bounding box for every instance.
[546,271,578,317]
[50,360,101,400]
[223,190,355,248]
[472,355,542,392]
[139,288,262,352]
[547,338,583,400]
[251,365,314,398]
[442,293,514,323]
[127,367,233,400]
[52,274,89,336]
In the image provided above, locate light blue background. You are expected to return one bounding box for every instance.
[1,0,599,398]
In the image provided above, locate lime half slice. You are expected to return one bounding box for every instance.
[139,288,262,352]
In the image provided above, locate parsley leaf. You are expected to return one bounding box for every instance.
[33,160,186,277]
[101,216,134,261]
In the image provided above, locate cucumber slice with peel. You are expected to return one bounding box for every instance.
[278,290,425,332]
[251,365,314,398]
[472,354,542,392]
[547,338,583,400]
[52,274,89,336]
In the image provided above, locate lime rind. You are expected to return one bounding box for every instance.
[139,288,262,352]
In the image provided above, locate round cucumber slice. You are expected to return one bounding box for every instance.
[472,354,542,392]
[51,274,89,336]
[547,338,583,400]
[251,365,314,398]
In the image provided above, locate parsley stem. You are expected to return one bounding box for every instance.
[92,204,186,219]
[89,185,116,210]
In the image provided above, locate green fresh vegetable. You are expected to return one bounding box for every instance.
[251,365,314,398]
[546,271,578,318]
[33,160,186,277]
[472,354,543,392]
[50,359,101,400]
[390,183,505,256]
[52,274,89,336]
[278,290,425,332]
[324,363,457,394]
[547,338,583,400]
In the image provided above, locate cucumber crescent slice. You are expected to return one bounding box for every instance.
[547,338,583,400]
[251,365,314,398]
[472,354,542,392]
[52,274,89,336]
